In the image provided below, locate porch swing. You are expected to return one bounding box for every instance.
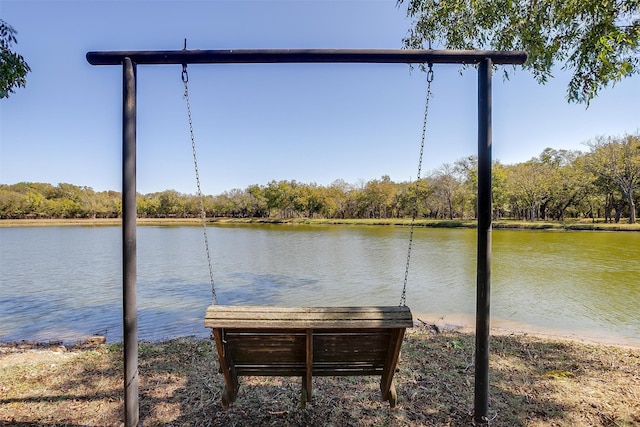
[184,63,436,409]
[87,46,526,426]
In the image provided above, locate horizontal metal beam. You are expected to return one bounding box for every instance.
[86,49,527,66]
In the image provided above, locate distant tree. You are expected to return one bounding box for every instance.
[491,162,509,219]
[137,194,159,217]
[453,156,478,218]
[246,184,269,217]
[1,19,30,98]
[585,134,640,224]
[504,160,553,220]
[264,180,283,218]
[544,151,592,220]
[0,186,21,218]
[157,190,183,217]
[431,164,463,219]
[210,192,233,217]
[264,180,300,219]
[294,183,326,219]
[399,0,640,104]
[361,176,396,218]
[225,188,253,217]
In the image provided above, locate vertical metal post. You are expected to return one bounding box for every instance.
[474,58,492,424]
[122,57,139,427]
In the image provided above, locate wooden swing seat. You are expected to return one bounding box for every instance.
[204,305,413,409]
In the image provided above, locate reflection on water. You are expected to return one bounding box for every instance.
[1,225,638,344]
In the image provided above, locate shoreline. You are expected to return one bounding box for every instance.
[1,216,639,231]
[413,312,640,349]
[3,314,638,350]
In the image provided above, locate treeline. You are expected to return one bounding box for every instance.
[2,134,638,224]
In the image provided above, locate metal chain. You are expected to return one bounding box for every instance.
[400,64,434,307]
[182,64,218,305]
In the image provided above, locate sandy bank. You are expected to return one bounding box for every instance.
[413,311,640,349]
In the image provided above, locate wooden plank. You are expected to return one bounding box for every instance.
[313,367,382,376]
[205,318,412,329]
[206,305,410,313]
[227,335,305,364]
[236,364,307,376]
[224,328,395,336]
[204,306,413,329]
[237,369,305,376]
[314,331,390,365]
[204,306,412,321]
[235,367,385,376]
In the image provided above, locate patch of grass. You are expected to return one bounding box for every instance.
[2,330,639,426]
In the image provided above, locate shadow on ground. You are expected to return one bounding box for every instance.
[2,327,639,426]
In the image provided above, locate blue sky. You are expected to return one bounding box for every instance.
[1,0,639,196]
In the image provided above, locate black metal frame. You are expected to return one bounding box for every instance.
[86,48,526,427]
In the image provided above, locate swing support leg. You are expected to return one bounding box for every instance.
[380,328,404,408]
[212,328,239,408]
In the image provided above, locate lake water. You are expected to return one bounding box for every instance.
[1,225,638,345]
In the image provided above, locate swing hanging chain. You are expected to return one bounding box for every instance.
[182,64,218,305]
[400,63,434,307]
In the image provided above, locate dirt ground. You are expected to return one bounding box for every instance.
[1,324,639,426]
